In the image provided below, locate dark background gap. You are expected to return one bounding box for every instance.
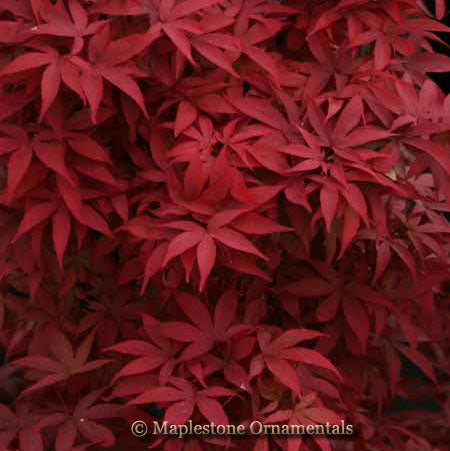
[424,0,450,93]
[386,1,449,415]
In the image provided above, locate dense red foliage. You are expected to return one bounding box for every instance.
[0,0,449,450]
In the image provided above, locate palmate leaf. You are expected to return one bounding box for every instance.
[250,328,341,396]
[13,328,111,396]
[138,206,289,291]
[157,290,251,361]
[127,376,235,426]
[31,0,108,54]
[67,23,161,122]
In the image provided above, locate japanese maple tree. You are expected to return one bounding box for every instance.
[0,0,449,450]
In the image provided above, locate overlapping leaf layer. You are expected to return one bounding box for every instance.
[0,0,449,450]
